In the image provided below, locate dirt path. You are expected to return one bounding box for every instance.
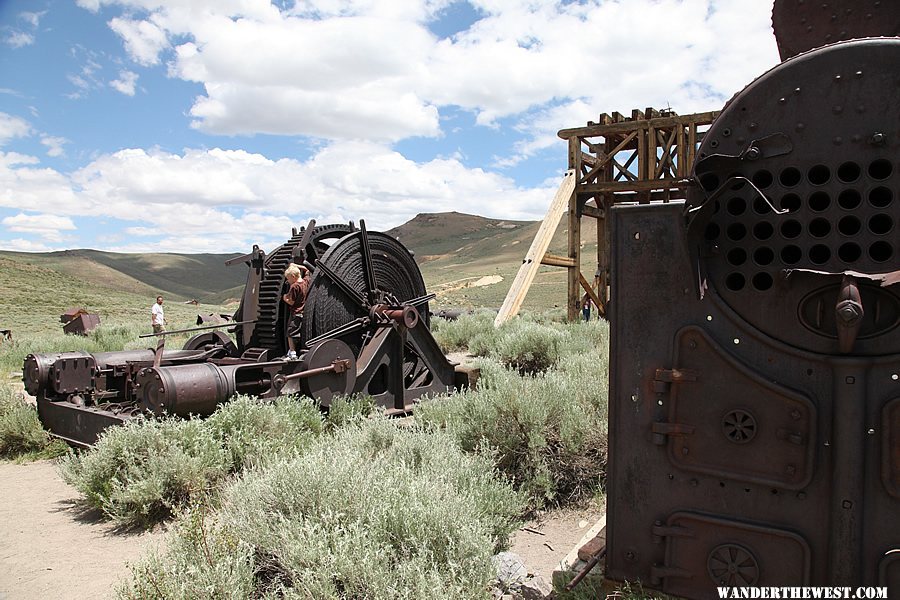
[509,505,604,583]
[0,457,599,598]
[0,460,165,600]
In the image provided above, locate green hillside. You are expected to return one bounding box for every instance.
[0,256,230,337]
[388,211,599,311]
[0,211,598,337]
[0,249,247,304]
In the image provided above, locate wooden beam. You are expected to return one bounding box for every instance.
[541,253,576,267]
[558,110,719,139]
[580,130,639,183]
[494,170,576,327]
[579,272,604,318]
[567,175,581,322]
[576,189,689,203]
[578,178,692,194]
[581,204,602,219]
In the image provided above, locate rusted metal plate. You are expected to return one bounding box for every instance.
[662,327,816,489]
[656,513,811,596]
[606,200,900,595]
[686,38,900,356]
[772,0,900,61]
[298,339,357,406]
[62,313,100,335]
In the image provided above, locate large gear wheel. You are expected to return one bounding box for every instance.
[234,223,355,355]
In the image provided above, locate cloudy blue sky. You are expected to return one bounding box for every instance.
[0,0,780,253]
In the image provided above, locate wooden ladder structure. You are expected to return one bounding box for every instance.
[494,170,578,327]
[496,108,719,324]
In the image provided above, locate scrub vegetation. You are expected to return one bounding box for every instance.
[0,230,613,597]
[32,313,610,598]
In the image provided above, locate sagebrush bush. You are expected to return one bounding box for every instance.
[0,384,66,459]
[431,311,496,353]
[120,419,524,600]
[60,416,227,525]
[416,317,610,508]
[492,320,565,374]
[440,313,590,374]
[203,394,323,471]
[60,395,324,526]
[323,393,376,430]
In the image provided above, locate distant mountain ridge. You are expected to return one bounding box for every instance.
[0,249,247,304]
[0,211,592,312]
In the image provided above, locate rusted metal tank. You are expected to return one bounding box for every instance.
[60,308,100,335]
[27,221,467,447]
[603,2,900,596]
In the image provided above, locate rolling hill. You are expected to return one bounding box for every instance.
[389,211,598,311]
[0,211,598,335]
[0,249,248,305]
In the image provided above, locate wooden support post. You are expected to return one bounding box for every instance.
[541,253,577,268]
[494,170,577,327]
[579,272,604,318]
[567,180,581,322]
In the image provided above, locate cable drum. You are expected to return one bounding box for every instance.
[302,231,429,355]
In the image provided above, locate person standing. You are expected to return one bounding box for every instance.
[151,295,166,334]
[282,263,310,359]
[581,294,592,322]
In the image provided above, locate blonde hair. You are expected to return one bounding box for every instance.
[284,263,303,279]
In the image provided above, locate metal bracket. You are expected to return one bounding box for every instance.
[651,522,694,543]
[652,421,697,445]
[650,564,693,585]
[653,368,699,393]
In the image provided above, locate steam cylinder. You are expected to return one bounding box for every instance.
[136,363,238,417]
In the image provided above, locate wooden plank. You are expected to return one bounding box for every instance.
[578,178,691,194]
[581,204,602,219]
[557,110,719,139]
[576,189,689,203]
[541,253,577,267]
[567,176,581,322]
[494,170,577,327]
[579,272,604,318]
[654,128,677,178]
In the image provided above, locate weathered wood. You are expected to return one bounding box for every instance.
[581,204,602,219]
[676,125,686,178]
[541,253,577,267]
[557,111,719,140]
[576,189,689,203]
[579,178,692,194]
[579,272,604,317]
[567,176,581,322]
[580,130,640,183]
[494,170,576,327]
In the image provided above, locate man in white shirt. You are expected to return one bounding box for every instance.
[151,295,166,334]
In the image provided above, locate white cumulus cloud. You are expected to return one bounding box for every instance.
[82,0,779,145]
[41,136,69,157]
[2,212,77,243]
[110,70,139,95]
[0,113,31,145]
[0,142,556,252]
[108,16,169,66]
